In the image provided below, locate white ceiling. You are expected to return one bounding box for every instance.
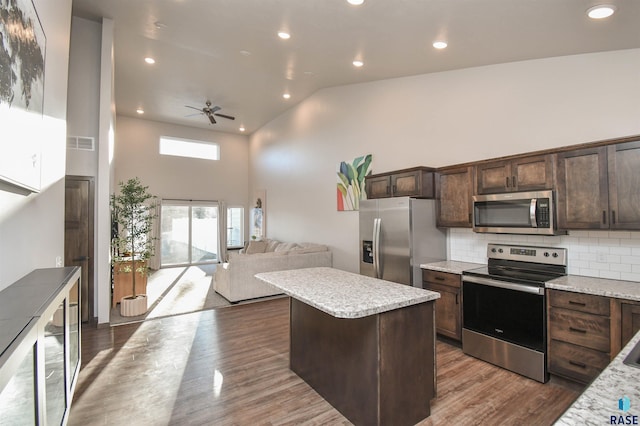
[71,0,640,135]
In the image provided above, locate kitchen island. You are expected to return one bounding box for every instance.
[255,267,440,426]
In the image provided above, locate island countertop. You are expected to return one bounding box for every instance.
[255,267,440,319]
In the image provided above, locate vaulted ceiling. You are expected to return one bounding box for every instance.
[72,0,640,135]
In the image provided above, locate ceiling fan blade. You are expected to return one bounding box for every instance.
[208,114,216,124]
[210,105,221,113]
[185,112,204,117]
[185,105,203,112]
[214,113,235,120]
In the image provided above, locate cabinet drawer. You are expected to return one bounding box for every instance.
[422,270,460,288]
[548,289,610,316]
[549,340,610,383]
[548,307,610,352]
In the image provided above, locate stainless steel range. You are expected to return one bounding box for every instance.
[462,243,567,383]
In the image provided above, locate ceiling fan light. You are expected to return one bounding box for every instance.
[587,5,616,19]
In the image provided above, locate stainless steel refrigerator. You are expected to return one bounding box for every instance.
[359,197,446,287]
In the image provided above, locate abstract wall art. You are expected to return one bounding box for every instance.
[337,154,372,211]
[0,0,46,113]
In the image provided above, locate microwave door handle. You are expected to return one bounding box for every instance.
[530,198,538,228]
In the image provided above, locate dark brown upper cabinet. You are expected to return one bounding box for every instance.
[556,141,640,230]
[607,141,640,230]
[365,167,435,199]
[476,154,554,194]
[436,166,474,228]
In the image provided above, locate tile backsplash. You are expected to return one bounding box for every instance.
[449,228,640,282]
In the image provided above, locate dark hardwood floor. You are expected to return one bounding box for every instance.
[68,297,583,425]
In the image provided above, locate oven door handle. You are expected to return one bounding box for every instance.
[463,275,544,295]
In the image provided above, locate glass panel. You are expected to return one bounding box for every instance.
[227,207,244,248]
[474,200,532,228]
[45,302,66,425]
[0,345,36,426]
[161,205,190,265]
[69,281,80,382]
[191,206,218,262]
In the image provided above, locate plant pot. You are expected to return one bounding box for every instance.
[120,295,148,317]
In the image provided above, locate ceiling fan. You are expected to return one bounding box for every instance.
[185,101,235,124]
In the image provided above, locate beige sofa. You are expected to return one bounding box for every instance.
[213,239,332,302]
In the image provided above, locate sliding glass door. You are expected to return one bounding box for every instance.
[161,201,219,267]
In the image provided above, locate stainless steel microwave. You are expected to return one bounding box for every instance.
[472,190,565,235]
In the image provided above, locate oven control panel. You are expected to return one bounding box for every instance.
[487,243,567,266]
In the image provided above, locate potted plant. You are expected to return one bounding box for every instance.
[110,177,157,317]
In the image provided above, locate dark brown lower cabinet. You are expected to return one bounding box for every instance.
[621,301,640,347]
[422,270,462,341]
[547,289,613,384]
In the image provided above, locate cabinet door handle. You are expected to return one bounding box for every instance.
[568,300,586,307]
[569,327,587,334]
[505,177,510,188]
[602,210,607,225]
[512,176,516,188]
[468,213,472,224]
[569,360,587,369]
[455,293,459,305]
[435,276,445,281]
[612,210,616,225]
[392,184,397,194]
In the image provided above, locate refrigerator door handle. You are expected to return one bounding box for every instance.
[373,217,381,278]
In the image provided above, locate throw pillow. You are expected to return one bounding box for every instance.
[245,240,267,254]
[265,239,281,252]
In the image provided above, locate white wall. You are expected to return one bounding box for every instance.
[115,115,250,208]
[66,17,101,177]
[250,49,640,274]
[0,0,73,289]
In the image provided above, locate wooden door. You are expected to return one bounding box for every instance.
[65,176,95,322]
[476,160,511,194]
[512,154,554,192]
[621,302,640,347]
[608,141,640,230]
[365,175,391,199]
[436,166,473,227]
[556,147,609,229]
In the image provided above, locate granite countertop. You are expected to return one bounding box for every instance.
[547,275,640,302]
[420,260,485,275]
[255,267,440,319]
[555,330,640,425]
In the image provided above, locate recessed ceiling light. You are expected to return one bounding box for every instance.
[352,60,364,67]
[278,31,291,40]
[239,126,246,132]
[347,0,364,5]
[144,57,155,64]
[240,50,252,56]
[587,5,616,19]
[136,108,144,114]
[433,41,448,49]
[282,93,291,99]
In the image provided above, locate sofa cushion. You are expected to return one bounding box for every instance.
[245,240,267,254]
[264,239,281,252]
[291,244,327,254]
[275,242,298,252]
